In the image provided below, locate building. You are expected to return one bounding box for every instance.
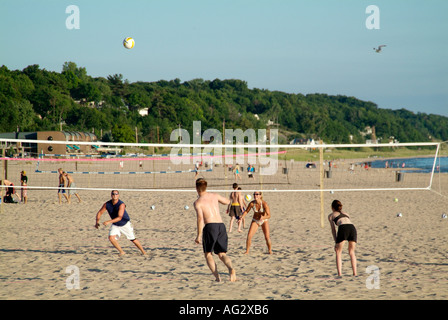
[0,131,99,156]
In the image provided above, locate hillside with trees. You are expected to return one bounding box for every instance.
[1,62,447,144]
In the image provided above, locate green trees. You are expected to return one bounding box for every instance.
[0,62,447,144]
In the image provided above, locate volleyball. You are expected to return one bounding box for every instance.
[184,205,189,210]
[123,37,135,49]
[245,194,252,201]
[397,212,403,217]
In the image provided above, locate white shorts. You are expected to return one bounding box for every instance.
[109,221,136,240]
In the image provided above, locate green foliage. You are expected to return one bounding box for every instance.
[1,63,448,144]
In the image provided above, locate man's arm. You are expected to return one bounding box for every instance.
[194,201,204,244]
[217,194,230,206]
[95,203,107,228]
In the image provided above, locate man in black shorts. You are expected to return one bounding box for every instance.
[194,178,236,282]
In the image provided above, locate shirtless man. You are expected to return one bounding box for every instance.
[194,178,236,282]
[57,168,69,204]
[64,172,82,204]
[226,183,244,232]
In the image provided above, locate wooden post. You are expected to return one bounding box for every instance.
[320,140,325,228]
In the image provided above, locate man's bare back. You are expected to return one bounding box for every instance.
[194,192,229,224]
[230,190,243,205]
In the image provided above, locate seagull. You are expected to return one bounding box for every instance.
[374,45,386,53]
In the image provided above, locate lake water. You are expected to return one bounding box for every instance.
[368,156,448,173]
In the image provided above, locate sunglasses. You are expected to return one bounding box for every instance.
[253,193,261,196]
[111,192,119,195]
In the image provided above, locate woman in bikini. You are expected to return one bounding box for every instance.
[328,200,357,276]
[240,191,272,254]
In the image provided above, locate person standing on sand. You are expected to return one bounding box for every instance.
[328,199,357,276]
[64,172,82,203]
[233,163,242,182]
[57,168,69,204]
[226,183,244,233]
[194,178,236,282]
[240,191,272,254]
[20,171,28,204]
[94,190,146,256]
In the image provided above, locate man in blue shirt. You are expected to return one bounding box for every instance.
[95,190,146,256]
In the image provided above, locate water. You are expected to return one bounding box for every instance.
[369,156,448,173]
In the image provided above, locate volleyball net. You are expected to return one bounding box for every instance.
[0,138,443,194]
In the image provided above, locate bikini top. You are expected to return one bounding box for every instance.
[333,212,349,225]
[252,201,265,214]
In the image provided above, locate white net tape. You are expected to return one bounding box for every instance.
[0,138,442,194]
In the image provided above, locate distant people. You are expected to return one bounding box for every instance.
[194,161,200,179]
[57,168,69,204]
[64,172,82,203]
[226,183,244,233]
[240,191,272,254]
[95,190,147,256]
[20,170,28,204]
[1,179,21,203]
[233,163,242,182]
[349,163,355,173]
[306,162,316,169]
[328,200,357,277]
[237,187,247,232]
[194,178,236,282]
[247,164,255,179]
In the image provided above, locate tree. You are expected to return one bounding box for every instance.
[111,123,135,143]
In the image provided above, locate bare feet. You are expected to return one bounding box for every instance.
[229,268,236,282]
[213,271,221,282]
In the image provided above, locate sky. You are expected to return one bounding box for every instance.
[1,0,447,117]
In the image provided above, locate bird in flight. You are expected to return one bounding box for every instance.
[374,45,386,53]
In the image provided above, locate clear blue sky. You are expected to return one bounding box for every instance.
[1,0,447,117]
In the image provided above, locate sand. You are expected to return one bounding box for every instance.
[1,164,448,301]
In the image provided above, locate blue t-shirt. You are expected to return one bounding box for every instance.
[106,199,130,226]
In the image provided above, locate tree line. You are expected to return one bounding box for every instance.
[1,62,447,144]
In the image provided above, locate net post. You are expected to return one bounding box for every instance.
[320,141,325,228]
[428,142,441,190]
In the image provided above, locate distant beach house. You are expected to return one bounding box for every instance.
[0,131,99,156]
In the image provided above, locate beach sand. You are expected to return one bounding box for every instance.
[1,162,448,301]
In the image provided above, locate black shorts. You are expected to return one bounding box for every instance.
[229,205,242,218]
[202,223,228,254]
[336,224,357,243]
